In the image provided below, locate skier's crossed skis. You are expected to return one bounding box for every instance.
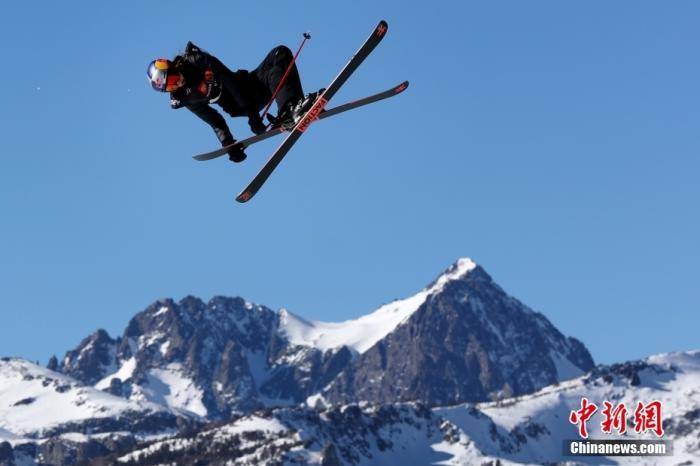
[234,20,402,203]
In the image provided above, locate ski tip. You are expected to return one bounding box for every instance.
[394,81,409,94]
[236,190,254,203]
[375,20,388,37]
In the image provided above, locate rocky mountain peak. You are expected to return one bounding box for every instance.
[426,257,479,291]
[59,328,118,385]
[321,259,595,406]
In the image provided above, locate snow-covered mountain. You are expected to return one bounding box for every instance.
[113,403,453,466]
[70,351,699,466]
[436,350,700,465]
[56,258,593,418]
[0,257,608,465]
[0,357,198,466]
[58,295,351,419]
[0,358,185,438]
[279,258,481,354]
[319,259,594,406]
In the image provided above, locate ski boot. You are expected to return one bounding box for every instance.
[270,89,326,131]
[269,101,295,130]
[291,89,325,122]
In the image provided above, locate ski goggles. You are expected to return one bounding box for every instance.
[147,59,182,92]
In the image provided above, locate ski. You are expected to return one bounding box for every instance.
[235,20,391,203]
[192,80,408,162]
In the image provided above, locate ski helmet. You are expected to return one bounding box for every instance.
[147,58,181,92]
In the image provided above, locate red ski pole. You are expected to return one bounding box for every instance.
[260,32,311,125]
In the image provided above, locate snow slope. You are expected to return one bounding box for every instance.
[0,358,167,437]
[137,363,208,417]
[437,350,700,465]
[116,404,466,466]
[4,348,698,465]
[96,359,209,418]
[278,257,477,354]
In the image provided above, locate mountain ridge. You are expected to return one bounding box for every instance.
[54,257,594,419]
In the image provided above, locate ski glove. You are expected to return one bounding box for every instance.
[248,113,267,135]
[227,144,247,163]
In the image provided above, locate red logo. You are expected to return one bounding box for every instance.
[570,398,666,439]
[198,82,208,95]
[395,83,407,93]
[601,401,628,435]
[376,24,387,37]
[238,191,252,202]
[569,397,598,439]
[634,401,664,437]
[296,96,328,133]
[204,69,214,82]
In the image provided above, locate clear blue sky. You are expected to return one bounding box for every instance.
[1,1,697,366]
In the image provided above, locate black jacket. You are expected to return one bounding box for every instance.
[169,42,264,145]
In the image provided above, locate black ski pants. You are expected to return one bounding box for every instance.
[251,45,304,112]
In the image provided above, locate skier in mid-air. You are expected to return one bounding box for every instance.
[147,42,319,163]
[147,21,403,203]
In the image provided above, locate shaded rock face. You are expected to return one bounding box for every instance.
[7,435,138,466]
[119,296,280,415]
[322,266,595,406]
[47,355,58,371]
[0,442,13,465]
[59,296,349,419]
[60,329,117,385]
[320,443,343,466]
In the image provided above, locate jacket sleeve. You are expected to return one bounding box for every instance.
[186,102,234,146]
